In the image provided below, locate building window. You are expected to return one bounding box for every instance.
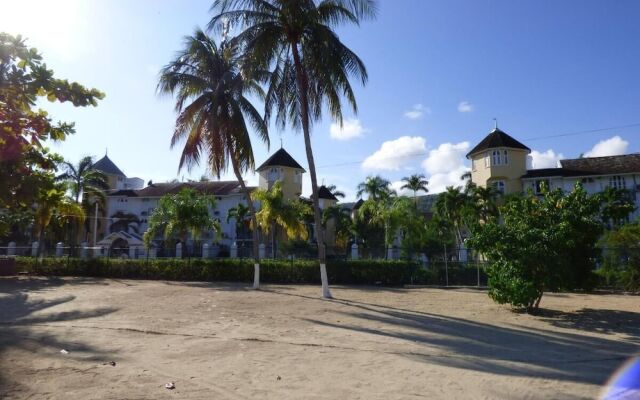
[491,149,507,166]
[484,152,490,168]
[503,150,508,165]
[534,179,549,194]
[609,175,626,190]
[492,180,505,194]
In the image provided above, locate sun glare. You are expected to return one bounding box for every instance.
[0,0,85,57]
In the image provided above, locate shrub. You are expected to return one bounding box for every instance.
[15,257,421,286]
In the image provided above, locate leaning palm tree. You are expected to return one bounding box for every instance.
[401,173,428,207]
[356,175,393,201]
[157,30,269,288]
[210,0,377,298]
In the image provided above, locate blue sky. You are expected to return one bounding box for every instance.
[3,0,639,200]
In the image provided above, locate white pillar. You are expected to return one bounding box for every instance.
[258,243,265,259]
[387,246,394,260]
[176,242,182,259]
[351,243,359,260]
[421,253,428,267]
[80,242,88,259]
[31,242,38,257]
[129,246,137,259]
[202,243,209,259]
[148,248,156,259]
[56,242,64,257]
[230,242,238,258]
[7,242,16,256]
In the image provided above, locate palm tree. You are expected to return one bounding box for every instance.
[401,173,428,207]
[253,181,312,257]
[325,184,345,199]
[34,183,86,257]
[109,211,141,234]
[227,202,251,238]
[356,175,394,201]
[470,185,499,224]
[143,188,220,252]
[210,0,377,298]
[434,186,470,247]
[57,156,108,245]
[322,204,352,252]
[158,30,269,288]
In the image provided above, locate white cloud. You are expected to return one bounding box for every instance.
[330,118,367,141]
[584,136,629,158]
[421,141,471,193]
[362,136,427,171]
[528,149,564,169]
[404,104,431,119]
[457,101,474,113]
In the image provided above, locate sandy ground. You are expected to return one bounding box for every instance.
[0,277,638,400]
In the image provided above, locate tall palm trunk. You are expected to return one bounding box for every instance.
[291,43,332,299]
[231,159,261,289]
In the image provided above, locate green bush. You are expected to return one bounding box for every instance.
[15,257,421,286]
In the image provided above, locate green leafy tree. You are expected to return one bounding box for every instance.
[158,30,268,286]
[401,174,428,207]
[599,222,640,291]
[596,187,636,229]
[253,181,312,257]
[143,188,220,252]
[0,33,103,233]
[469,184,603,314]
[210,0,377,298]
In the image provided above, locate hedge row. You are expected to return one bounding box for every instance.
[15,257,423,286]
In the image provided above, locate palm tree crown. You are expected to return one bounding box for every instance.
[356,175,394,201]
[210,0,377,298]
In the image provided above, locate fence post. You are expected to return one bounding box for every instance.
[259,243,265,259]
[230,242,237,258]
[444,244,449,287]
[351,243,359,260]
[7,242,16,256]
[176,242,182,259]
[202,243,210,259]
[56,242,64,257]
[31,242,39,257]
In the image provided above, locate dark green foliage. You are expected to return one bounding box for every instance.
[16,257,420,286]
[469,183,603,313]
[598,223,640,291]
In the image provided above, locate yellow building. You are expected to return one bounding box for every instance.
[466,127,531,195]
[257,148,305,201]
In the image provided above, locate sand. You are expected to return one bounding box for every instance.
[0,277,638,399]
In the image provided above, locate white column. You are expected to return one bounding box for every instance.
[80,242,88,259]
[387,246,394,260]
[56,242,64,257]
[258,243,265,259]
[7,242,16,256]
[351,243,359,260]
[176,242,182,259]
[421,253,428,267]
[129,246,137,259]
[148,248,156,259]
[31,242,38,257]
[202,243,209,259]
[230,242,238,258]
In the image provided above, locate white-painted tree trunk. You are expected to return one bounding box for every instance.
[320,263,332,298]
[253,263,260,289]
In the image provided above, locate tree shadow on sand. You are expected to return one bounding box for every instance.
[539,308,640,343]
[0,277,118,394]
[262,288,640,387]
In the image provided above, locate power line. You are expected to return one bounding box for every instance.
[316,122,640,170]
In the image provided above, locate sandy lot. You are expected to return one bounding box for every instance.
[0,277,638,400]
